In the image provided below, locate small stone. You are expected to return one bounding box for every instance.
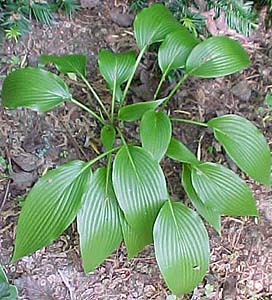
[110,9,134,27]
[231,80,251,101]
[80,0,99,9]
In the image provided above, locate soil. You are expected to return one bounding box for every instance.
[0,1,272,300]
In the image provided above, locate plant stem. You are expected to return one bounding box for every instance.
[71,98,105,125]
[160,73,189,110]
[154,73,166,100]
[171,117,209,127]
[111,82,116,122]
[85,146,121,168]
[120,45,148,106]
[80,75,111,120]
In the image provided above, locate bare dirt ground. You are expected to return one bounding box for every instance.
[0,1,272,299]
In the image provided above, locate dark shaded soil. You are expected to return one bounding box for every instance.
[0,1,272,299]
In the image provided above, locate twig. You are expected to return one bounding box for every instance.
[58,270,75,300]
[0,179,11,212]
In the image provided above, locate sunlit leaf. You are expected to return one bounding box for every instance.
[154,200,210,295]
[208,114,271,185]
[186,36,250,78]
[2,68,71,112]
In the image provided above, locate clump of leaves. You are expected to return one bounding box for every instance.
[1,4,271,296]
[0,264,18,300]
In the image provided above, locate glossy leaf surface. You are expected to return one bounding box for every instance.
[182,164,221,233]
[77,168,122,273]
[186,36,250,78]
[140,111,171,161]
[13,160,91,260]
[158,29,199,74]
[2,68,71,112]
[113,146,167,242]
[134,3,181,50]
[208,114,271,185]
[118,99,164,121]
[191,162,257,216]
[39,54,87,77]
[154,201,210,295]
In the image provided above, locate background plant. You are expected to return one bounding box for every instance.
[0,264,18,299]
[1,3,271,296]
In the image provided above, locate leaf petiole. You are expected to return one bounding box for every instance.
[171,117,209,127]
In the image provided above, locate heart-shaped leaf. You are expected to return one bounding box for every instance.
[208,114,271,185]
[77,167,122,273]
[166,138,199,165]
[113,146,167,242]
[154,200,210,295]
[2,68,71,112]
[118,99,165,121]
[119,210,150,259]
[13,160,91,261]
[191,162,257,216]
[39,54,87,77]
[186,36,250,78]
[158,29,199,75]
[140,110,172,161]
[182,164,221,233]
[98,49,136,101]
[101,125,116,151]
[134,3,181,50]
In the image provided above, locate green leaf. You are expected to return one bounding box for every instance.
[119,210,149,259]
[39,54,87,77]
[77,167,122,273]
[0,284,18,300]
[98,49,136,101]
[166,138,199,165]
[154,200,210,295]
[0,265,7,283]
[265,93,272,108]
[140,110,171,161]
[13,160,91,261]
[113,146,167,242]
[118,99,165,121]
[158,29,199,75]
[101,125,116,151]
[186,36,250,78]
[182,164,221,233]
[134,3,181,50]
[191,162,257,216]
[208,114,271,185]
[2,68,71,112]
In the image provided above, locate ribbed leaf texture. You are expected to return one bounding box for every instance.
[191,162,258,216]
[154,200,210,295]
[158,29,199,74]
[119,210,150,259]
[101,125,116,151]
[186,36,250,78]
[98,49,136,101]
[39,54,87,77]
[134,3,182,49]
[166,137,200,165]
[208,114,271,185]
[2,68,71,112]
[182,164,221,233]
[118,99,165,121]
[13,160,91,260]
[77,168,122,273]
[140,110,172,161]
[113,146,168,242]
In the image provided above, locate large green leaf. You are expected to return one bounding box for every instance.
[101,125,116,151]
[134,3,182,50]
[13,160,91,261]
[182,164,221,233]
[39,54,87,77]
[154,200,210,295]
[191,162,257,216]
[118,99,165,121]
[208,114,271,185]
[113,146,167,242]
[98,49,136,101]
[2,68,71,112]
[158,29,199,75]
[119,210,149,259]
[166,138,199,165]
[186,36,250,78]
[77,168,122,273]
[140,110,171,161]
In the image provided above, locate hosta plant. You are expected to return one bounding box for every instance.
[1,4,271,296]
[0,264,17,299]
